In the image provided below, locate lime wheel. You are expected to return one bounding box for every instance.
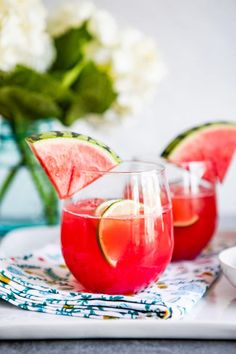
[96,199,143,267]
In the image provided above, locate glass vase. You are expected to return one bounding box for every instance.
[0,118,59,236]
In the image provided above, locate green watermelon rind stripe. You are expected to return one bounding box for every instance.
[161,121,236,158]
[26,131,122,164]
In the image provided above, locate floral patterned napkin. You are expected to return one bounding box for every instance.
[0,244,220,320]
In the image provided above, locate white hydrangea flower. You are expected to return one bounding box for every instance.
[88,9,118,47]
[0,0,55,72]
[86,27,166,116]
[48,1,166,119]
[111,29,167,115]
[85,42,111,65]
[48,1,95,37]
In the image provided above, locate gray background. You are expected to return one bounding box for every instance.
[1,339,236,353]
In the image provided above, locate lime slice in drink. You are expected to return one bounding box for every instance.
[172,195,199,227]
[94,199,122,217]
[174,215,199,227]
[97,199,143,267]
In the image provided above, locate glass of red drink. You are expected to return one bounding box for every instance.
[61,161,173,295]
[167,160,218,261]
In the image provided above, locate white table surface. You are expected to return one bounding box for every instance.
[0,226,236,340]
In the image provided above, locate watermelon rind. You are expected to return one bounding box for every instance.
[26,131,121,165]
[26,131,121,199]
[161,121,236,158]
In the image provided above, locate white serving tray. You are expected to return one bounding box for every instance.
[0,227,236,340]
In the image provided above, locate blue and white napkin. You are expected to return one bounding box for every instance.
[0,243,220,320]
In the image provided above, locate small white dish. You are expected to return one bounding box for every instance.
[219,246,236,288]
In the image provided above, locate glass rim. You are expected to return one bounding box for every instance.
[62,204,170,219]
[169,159,215,167]
[135,156,217,187]
[77,160,166,175]
[135,155,215,167]
[134,156,216,173]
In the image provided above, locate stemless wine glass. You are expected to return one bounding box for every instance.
[168,160,218,261]
[135,154,217,261]
[61,161,173,295]
[135,156,218,261]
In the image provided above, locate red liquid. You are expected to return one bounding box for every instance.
[171,185,217,261]
[61,198,173,294]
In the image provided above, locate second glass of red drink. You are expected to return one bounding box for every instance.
[169,161,218,261]
[134,156,218,261]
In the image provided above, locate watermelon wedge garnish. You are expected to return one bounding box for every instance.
[161,122,236,183]
[26,131,121,199]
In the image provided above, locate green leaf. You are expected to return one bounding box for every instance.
[51,24,92,71]
[60,60,86,89]
[63,97,88,125]
[0,71,8,83]
[0,66,73,103]
[63,62,117,125]
[0,86,62,121]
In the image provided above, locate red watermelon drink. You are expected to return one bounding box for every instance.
[26,134,173,295]
[61,195,173,294]
[169,161,218,261]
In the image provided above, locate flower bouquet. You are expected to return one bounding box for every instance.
[0,0,165,232]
